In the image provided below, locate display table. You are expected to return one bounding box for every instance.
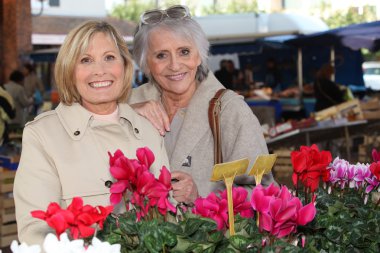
[266,119,368,161]
[245,97,316,123]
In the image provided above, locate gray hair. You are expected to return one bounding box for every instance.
[133,17,210,84]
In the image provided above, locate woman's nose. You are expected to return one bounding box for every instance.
[93,61,106,75]
[168,56,181,71]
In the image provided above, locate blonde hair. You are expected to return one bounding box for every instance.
[55,20,133,105]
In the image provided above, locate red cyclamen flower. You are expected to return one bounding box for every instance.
[370,161,380,181]
[291,144,332,192]
[31,197,113,239]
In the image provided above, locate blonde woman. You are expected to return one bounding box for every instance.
[14,21,169,246]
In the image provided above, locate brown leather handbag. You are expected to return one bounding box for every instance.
[208,89,227,164]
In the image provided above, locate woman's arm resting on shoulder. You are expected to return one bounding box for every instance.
[130,100,170,136]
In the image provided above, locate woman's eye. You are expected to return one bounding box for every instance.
[156,53,166,59]
[105,55,116,61]
[181,49,190,55]
[80,57,92,64]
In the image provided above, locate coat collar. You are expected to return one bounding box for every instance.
[56,102,143,141]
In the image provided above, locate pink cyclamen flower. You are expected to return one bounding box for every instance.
[251,184,316,238]
[372,148,380,162]
[192,192,228,230]
[250,183,280,213]
[108,147,176,219]
[353,163,371,188]
[219,187,254,218]
[136,146,155,168]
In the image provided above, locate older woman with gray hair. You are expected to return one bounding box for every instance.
[129,5,275,203]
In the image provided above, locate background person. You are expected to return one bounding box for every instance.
[214,59,230,88]
[0,85,15,145]
[264,58,282,92]
[14,20,169,247]
[314,63,345,111]
[22,63,45,116]
[129,5,275,204]
[4,70,33,129]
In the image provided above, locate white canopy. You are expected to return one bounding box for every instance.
[194,12,328,44]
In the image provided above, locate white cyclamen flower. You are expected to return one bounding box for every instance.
[43,233,86,253]
[10,241,41,253]
[85,237,121,253]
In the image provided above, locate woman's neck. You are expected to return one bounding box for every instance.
[161,91,193,123]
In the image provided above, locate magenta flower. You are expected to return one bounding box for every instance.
[219,187,254,218]
[365,174,380,193]
[353,163,371,189]
[136,146,155,168]
[108,148,176,219]
[251,183,280,213]
[109,180,129,205]
[372,148,380,162]
[251,184,316,238]
[192,192,228,230]
[193,187,254,230]
[329,157,349,188]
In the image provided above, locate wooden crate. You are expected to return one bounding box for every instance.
[358,135,380,163]
[0,170,17,247]
[272,149,294,188]
[315,99,364,121]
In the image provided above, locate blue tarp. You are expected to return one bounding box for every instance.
[286,20,380,52]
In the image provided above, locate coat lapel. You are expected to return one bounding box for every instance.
[170,73,224,169]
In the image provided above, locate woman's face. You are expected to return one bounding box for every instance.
[74,32,125,114]
[146,28,201,98]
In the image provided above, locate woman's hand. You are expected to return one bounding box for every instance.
[171,171,199,204]
[130,101,170,136]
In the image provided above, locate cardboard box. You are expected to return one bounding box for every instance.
[360,98,380,120]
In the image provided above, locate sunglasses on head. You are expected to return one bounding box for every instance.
[139,5,191,27]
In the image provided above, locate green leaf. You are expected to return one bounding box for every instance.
[229,235,251,251]
[209,231,224,243]
[158,227,177,247]
[184,218,206,236]
[143,234,161,253]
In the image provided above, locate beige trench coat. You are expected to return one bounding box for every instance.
[14,102,169,246]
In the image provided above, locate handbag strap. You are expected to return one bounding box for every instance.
[208,88,227,164]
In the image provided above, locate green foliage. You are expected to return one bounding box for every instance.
[110,0,156,23]
[299,188,380,252]
[202,0,258,15]
[109,0,259,21]
[98,188,380,252]
[318,1,377,29]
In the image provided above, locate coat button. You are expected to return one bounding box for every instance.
[105,180,113,188]
[74,130,80,136]
[134,128,139,134]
